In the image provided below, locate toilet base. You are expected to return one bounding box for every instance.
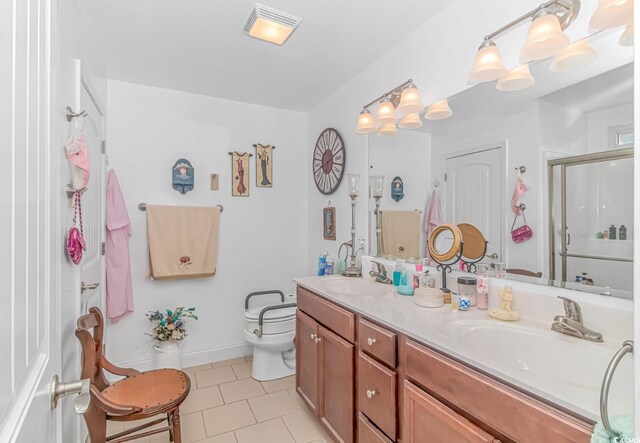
[251,345,295,381]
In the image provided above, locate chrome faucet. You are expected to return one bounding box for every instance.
[551,296,603,342]
[369,261,393,284]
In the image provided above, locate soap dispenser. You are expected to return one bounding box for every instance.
[393,260,403,287]
[609,225,617,240]
[620,225,627,240]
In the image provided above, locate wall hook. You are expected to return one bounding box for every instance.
[515,166,526,174]
[66,106,87,122]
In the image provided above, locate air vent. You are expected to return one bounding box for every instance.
[242,3,302,45]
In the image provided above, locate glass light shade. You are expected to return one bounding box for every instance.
[377,122,398,137]
[356,109,376,134]
[468,41,507,83]
[375,97,396,125]
[347,173,361,196]
[424,99,453,120]
[247,17,295,45]
[496,64,536,91]
[620,21,634,46]
[370,175,384,198]
[396,84,424,114]
[398,112,423,129]
[520,14,570,62]
[550,39,598,72]
[590,0,633,30]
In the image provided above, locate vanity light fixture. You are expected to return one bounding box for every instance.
[470,0,580,80]
[398,113,423,129]
[424,99,453,120]
[496,64,536,91]
[242,3,302,45]
[375,96,397,126]
[468,40,507,83]
[619,21,634,46]
[549,38,598,72]
[396,81,424,115]
[590,0,633,30]
[377,122,398,136]
[356,108,377,134]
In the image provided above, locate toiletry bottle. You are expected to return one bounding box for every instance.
[603,230,609,239]
[476,264,490,310]
[413,264,423,289]
[324,256,334,275]
[400,264,408,286]
[317,249,327,276]
[451,292,459,312]
[393,260,403,286]
[620,225,627,240]
[609,225,617,240]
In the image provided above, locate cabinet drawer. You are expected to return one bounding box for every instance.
[297,286,355,343]
[358,318,397,367]
[358,413,392,443]
[358,352,396,440]
[403,380,498,443]
[404,339,593,443]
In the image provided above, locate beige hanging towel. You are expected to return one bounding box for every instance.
[147,205,220,280]
[381,210,421,260]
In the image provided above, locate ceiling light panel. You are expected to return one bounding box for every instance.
[243,3,302,45]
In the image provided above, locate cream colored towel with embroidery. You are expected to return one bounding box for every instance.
[147,205,220,280]
[380,210,421,260]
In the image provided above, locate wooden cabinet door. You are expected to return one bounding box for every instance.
[296,310,320,415]
[403,381,498,443]
[319,325,355,443]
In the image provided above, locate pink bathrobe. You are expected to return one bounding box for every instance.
[106,170,134,322]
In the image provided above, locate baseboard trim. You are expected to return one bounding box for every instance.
[113,342,253,374]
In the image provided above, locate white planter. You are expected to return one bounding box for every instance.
[153,340,183,370]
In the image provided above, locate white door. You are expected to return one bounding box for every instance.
[0,0,61,441]
[445,146,504,263]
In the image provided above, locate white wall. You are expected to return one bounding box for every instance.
[105,80,308,369]
[587,103,634,152]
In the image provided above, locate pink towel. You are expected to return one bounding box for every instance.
[105,170,134,322]
[424,190,442,264]
[511,177,529,214]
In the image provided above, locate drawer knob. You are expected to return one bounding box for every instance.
[366,389,378,399]
[314,337,321,344]
[310,333,316,340]
[367,338,377,346]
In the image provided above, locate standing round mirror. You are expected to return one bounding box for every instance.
[428,224,462,262]
[457,223,487,261]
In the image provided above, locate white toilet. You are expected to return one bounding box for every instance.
[243,299,297,381]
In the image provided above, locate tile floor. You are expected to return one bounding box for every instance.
[107,356,335,443]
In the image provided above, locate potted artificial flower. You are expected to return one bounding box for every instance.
[147,307,198,369]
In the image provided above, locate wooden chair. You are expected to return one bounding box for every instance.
[75,307,191,443]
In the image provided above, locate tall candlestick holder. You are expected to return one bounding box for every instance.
[369,175,384,257]
[343,173,362,277]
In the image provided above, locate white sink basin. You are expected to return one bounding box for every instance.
[450,320,633,417]
[320,277,389,297]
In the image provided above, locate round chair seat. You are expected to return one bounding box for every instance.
[102,369,190,412]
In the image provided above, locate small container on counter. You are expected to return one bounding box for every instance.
[441,288,452,304]
[476,264,490,310]
[458,296,471,311]
[451,292,459,312]
[620,225,627,240]
[413,264,423,289]
[397,285,414,296]
[414,287,444,308]
[324,256,334,275]
[457,276,477,306]
[494,262,507,278]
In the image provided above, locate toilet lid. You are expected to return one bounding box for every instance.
[244,305,297,322]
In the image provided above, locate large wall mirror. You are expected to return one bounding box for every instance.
[367,30,633,299]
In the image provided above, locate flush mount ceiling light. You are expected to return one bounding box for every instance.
[470,0,580,80]
[424,99,453,120]
[590,0,633,30]
[619,20,634,46]
[550,38,598,71]
[496,64,536,91]
[242,3,302,45]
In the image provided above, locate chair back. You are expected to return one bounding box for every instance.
[75,307,110,391]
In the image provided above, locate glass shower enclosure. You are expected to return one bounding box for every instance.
[548,148,633,299]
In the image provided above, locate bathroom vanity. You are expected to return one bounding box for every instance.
[294,276,633,443]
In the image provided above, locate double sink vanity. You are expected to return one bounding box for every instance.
[293,273,633,443]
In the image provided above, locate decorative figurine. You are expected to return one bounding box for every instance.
[172,159,194,195]
[489,286,520,321]
[391,176,404,202]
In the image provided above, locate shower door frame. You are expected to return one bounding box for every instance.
[548,148,634,286]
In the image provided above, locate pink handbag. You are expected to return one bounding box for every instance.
[66,192,86,264]
[511,209,533,243]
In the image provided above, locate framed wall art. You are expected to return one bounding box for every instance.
[254,143,274,188]
[230,151,251,197]
[172,159,194,195]
[323,204,336,240]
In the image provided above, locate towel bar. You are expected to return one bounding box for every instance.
[138,202,223,213]
[600,340,633,438]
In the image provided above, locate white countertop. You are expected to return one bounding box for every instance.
[294,275,634,422]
